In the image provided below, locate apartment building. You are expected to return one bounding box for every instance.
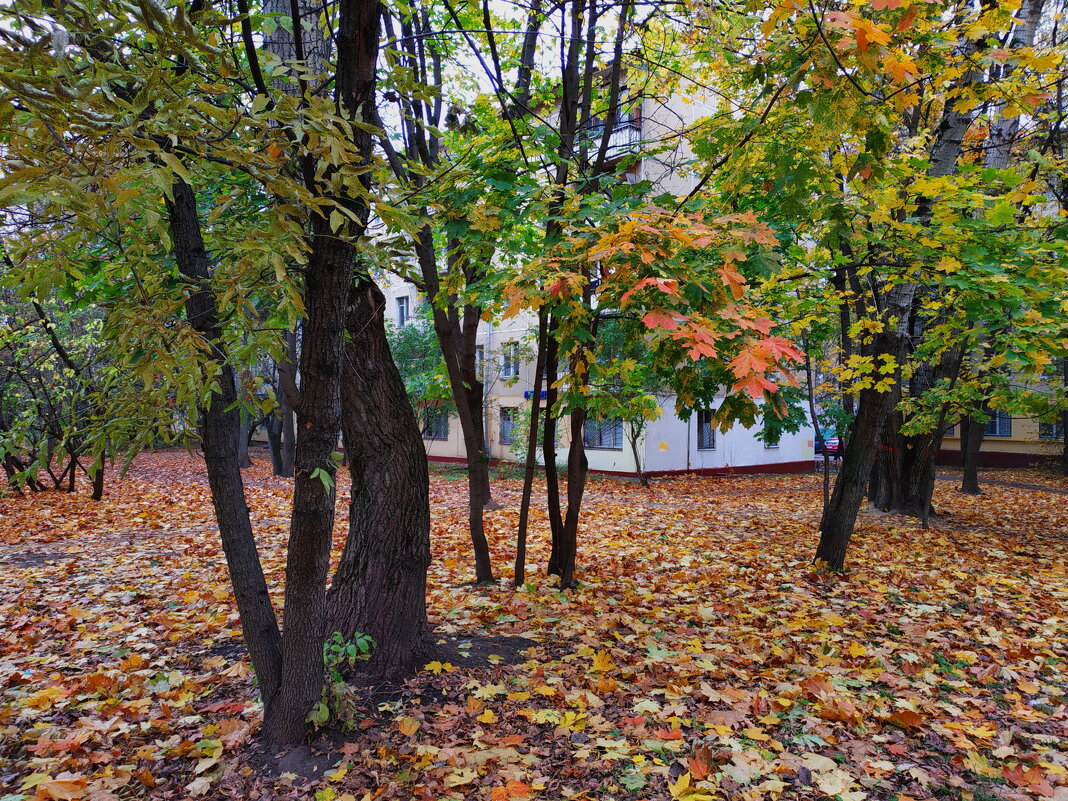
[381,86,815,478]
[939,413,1064,468]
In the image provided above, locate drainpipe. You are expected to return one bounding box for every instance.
[484,319,492,457]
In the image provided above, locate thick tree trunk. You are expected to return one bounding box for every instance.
[262,0,382,744]
[960,415,985,494]
[515,309,548,586]
[870,343,962,518]
[165,177,284,710]
[326,278,431,673]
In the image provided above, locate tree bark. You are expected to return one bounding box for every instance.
[515,308,548,586]
[628,425,648,488]
[557,407,588,587]
[326,278,431,673]
[543,319,564,576]
[90,455,105,501]
[237,406,252,468]
[165,176,284,709]
[278,330,298,478]
[262,0,383,745]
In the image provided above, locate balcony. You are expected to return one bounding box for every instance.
[584,118,641,162]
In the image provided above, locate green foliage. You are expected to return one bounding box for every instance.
[308,632,376,731]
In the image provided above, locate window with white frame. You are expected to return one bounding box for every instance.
[499,408,516,445]
[396,296,410,327]
[583,418,623,450]
[475,345,485,380]
[984,410,1012,438]
[501,342,520,378]
[421,407,449,440]
[697,409,715,450]
[1039,420,1064,440]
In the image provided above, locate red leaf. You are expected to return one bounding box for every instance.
[642,310,680,331]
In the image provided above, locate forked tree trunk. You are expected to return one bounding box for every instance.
[326,278,431,673]
[415,229,495,583]
[960,415,985,494]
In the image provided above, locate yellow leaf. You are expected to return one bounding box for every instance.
[592,650,615,673]
[396,716,420,736]
[477,709,499,724]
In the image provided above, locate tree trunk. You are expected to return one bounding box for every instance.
[816,282,915,570]
[543,320,564,576]
[266,413,284,475]
[237,406,252,469]
[165,176,284,712]
[326,277,431,673]
[1062,357,1067,477]
[90,455,105,501]
[557,407,588,588]
[515,309,548,586]
[628,426,648,488]
[418,231,495,582]
[262,0,382,743]
[262,217,352,745]
[278,330,298,478]
[960,415,985,494]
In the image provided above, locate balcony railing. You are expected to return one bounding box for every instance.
[584,119,641,161]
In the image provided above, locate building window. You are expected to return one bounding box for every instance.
[422,407,449,440]
[396,296,410,327]
[499,407,516,445]
[475,345,485,379]
[583,418,623,450]
[697,410,715,450]
[1039,420,1064,440]
[501,342,519,379]
[764,435,781,449]
[984,410,1012,438]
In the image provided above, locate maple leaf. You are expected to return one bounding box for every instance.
[490,780,533,801]
[728,348,771,379]
[853,18,892,51]
[642,310,680,331]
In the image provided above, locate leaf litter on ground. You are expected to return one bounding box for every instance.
[0,452,1065,801]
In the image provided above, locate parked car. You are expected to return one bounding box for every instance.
[815,434,841,457]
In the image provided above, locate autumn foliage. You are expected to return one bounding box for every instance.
[1,453,1065,800]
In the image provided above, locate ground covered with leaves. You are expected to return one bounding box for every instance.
[0,452,1065,801]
